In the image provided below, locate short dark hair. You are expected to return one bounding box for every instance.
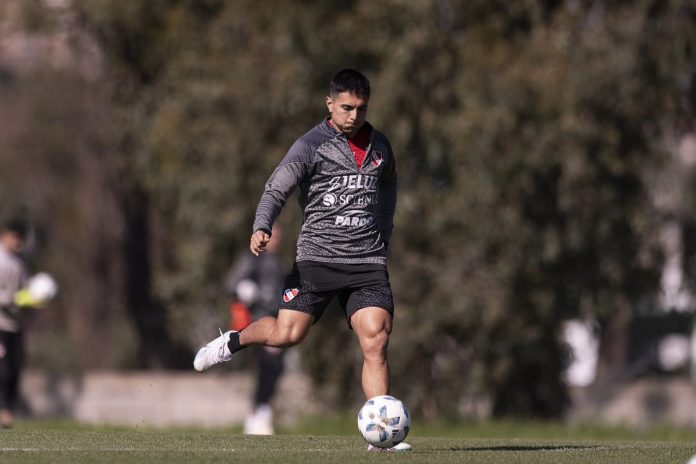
[329,69,370,99]
[4,218,28,239]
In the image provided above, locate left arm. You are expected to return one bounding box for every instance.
[377,143,397,249]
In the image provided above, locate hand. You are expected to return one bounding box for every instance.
[14,288,46,308]
[249,230,271,256]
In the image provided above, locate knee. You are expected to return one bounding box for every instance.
[361,329,390,361]
[274,322,308,347]
[283,328,306,346]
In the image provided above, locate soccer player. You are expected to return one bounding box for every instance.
[0,219,29,429]
[194,69,410,451]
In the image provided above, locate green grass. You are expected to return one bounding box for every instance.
[1,419,695,464]
[286,413,696,441]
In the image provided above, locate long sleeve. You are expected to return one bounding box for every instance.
[253,138,314,235]
[377,143,397,248]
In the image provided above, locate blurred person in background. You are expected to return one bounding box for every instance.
[224,225,285,435]
[0,219,30,429]
[0,219,57,429]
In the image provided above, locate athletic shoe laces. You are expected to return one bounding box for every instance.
[215,328,230,360]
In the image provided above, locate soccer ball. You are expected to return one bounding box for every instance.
[357,395,410,448]
[27,272,58,302]
[14,272,58,309]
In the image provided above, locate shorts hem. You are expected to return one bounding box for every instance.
[278,306,319,323]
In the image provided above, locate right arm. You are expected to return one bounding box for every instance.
[250,137,314,255]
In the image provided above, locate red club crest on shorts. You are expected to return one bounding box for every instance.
[283,288,299,303]
[372,151,383,167]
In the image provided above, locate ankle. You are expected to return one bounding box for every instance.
[227,331,246,354]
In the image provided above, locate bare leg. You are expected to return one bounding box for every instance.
[240,309,313,348]
[194,309,313,373]
[351,307,392,399]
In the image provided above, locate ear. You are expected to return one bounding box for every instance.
[326,96,333,112]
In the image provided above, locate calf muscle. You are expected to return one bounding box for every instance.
[239,310,313,347]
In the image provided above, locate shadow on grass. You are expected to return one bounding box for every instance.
[433,445,607,452]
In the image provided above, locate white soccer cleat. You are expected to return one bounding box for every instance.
[367,442,412,452]
[193,329,236,372]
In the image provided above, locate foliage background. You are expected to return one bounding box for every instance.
[0,0,695,419]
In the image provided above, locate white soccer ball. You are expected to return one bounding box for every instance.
[27,272,58,302]
[357,395,410,448]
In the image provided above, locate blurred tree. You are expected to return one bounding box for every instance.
[2,0,694,419]
[0,0,132,371]
[381,0,694,417]
[0,68,133,369]
[73,0,696,416]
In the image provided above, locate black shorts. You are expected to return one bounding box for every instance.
[278,261,394,326]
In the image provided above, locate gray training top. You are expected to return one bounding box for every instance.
[253,119,397,265]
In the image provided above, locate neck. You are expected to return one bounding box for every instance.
[328,118,341,133]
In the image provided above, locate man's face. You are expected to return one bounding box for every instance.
[1,232,24,254]
[326,91,368,138]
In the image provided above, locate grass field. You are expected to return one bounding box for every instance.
[1,418,695,464]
